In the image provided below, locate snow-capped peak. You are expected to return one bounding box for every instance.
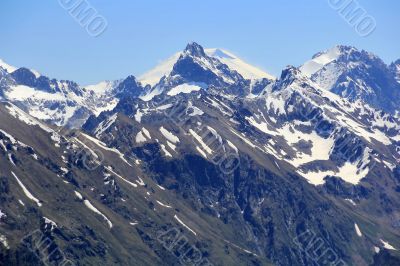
[299,45,380,78]
[139,43,274,86]
[0,59,17,74]
[272,65,309,91]
[168,42,245,87]
[280,65,304,80]
[300,46,342,77]
[183,42,206,57]
[0,59,41,78]
[205,48,275,80]
[138,52,182,87]
[299,45,400,113]
[84,80,121,94]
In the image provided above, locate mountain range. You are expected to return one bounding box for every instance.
[0,42,399,265]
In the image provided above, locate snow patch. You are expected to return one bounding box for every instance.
[354,223,362,237]
[95,113,118,138]
[196,146,208,158]
[167,141,176,151]
[140,85,163,101]
[84,199,113,228]
[345,199,357,206]
[106,166,138,188]
[136,128,151,143]
[6,103,53,133]
[156,184,166,190]
[136,177,145,186]
[167,82,207,96]
[174,215,197,236]
[160,144,172,157]
[0,235,9,249]
[74,191,83,200]
[43,217,57,231]
[380,239,397,250]
[134,109,144,123]
[156,200,172,208]
[7,154,16,166]
[11,172,42,207]
[135,131,147,143]
[246,116,277,136]
[189,129,213,154]
[160,127,180,143]
[81,133,132,167]
[0,140,6,151]
[142,128,151,139]
[226,140,238,153]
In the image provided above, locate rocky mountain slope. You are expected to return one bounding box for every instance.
[300,45,400,113]
[1,43,400,265]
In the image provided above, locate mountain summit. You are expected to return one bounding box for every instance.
[183,42,207,57]
[0,58,17,74]
[300,45,400,113]
[139,42,275,86]
[1,44,400,265]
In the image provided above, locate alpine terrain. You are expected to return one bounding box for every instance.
[0,43,400,266]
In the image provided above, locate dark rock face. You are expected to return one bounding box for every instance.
[309,46,400,113]
[250,78,272,96]
[114,75,145,98]
[390,59,400,86]
[184,42,207,57]
[172,55,222,86]
[128,142,354,265]
[169,42,246,95]
[81,80,399,265]
[10,68,37,87]
[2,43,400,265]
[11,68,83,95]
[372,250,400,266]
[332,63,400,113]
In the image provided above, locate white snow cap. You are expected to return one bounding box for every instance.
[205,48,275,80]
[138,43,275,86]
[299,45,364,78]
[0,59,17,73]
[138,52,182,86]
[0,59,41,77]
[300,46,342,77]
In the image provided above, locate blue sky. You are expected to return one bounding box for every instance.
[0,0,398,85]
